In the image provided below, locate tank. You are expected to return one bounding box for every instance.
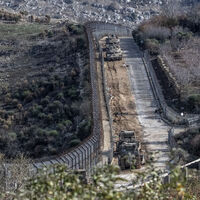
[106,35,120,44]
[105,34,122,61]
[105,52,122,61]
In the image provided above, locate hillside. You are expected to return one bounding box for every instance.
[133,3,200,114]
[0,0,199,27]
[0,10,91,159]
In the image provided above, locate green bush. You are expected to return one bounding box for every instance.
[48,130,58,136]
[69,139,81,147]
[77,37,86,49]
[68,24,84,35]
[145,39,160,55]
[63,120,72,128]
[56,123,65,131]
[41,96,50,106]
[77,120,91,140]
[1,165,197,200]
[188,94,200,111]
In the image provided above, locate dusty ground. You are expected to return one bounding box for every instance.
[105,60,142,141]
[98,38,142,165]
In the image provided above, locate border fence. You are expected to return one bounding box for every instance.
[29,23,132,174]
[29,24,104,175]
[98,43,114,164]
[29,24,199,174]
[1,23,133,184]
[143,51,200,126]
[1,22,200,191]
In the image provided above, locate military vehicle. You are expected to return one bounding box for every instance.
[106,46,122,54]
[106,35,120,44]
[104,44,120,51]
[116,130,145,170]
[104,34,122,61]
[105,52,122,61]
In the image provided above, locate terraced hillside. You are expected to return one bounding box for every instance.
[0,16,91,159]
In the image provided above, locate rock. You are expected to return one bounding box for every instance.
[64,0,73,4]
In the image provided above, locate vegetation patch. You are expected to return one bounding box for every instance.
[0,15,91,159]
[174,128,200,159]
[133,3,200,113]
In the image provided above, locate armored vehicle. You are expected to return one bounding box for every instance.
[106,35,120,44]
[116,130,144,170]
[105,52,122,61]
[104,35,122,61]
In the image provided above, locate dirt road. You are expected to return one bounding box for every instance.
[98,37,142,166]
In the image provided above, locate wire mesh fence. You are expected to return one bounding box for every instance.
[13,23,132,176]
[143,50,200,126]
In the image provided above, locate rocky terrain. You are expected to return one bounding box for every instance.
[0,0,170,27]
[0,0,197,27]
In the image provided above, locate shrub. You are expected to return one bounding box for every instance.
[31,104,42,117]
[77,37,86,49]
[68,24,84,35]
[41,96,50,106]
[77,120,91,140]
[44,114,53,123]
[143,25,171,41]
[56,123,65,132]
[47,145,57,154]
[188,94,200,111]
[69,139,81,147]
[38,112,46,120]
[7,132,17,142]
[63,120,72,128]
[1,165,197,200]
[22,90,32,100]
[35,128,47,136]
[145,39,160,55]
[48,130,58,136]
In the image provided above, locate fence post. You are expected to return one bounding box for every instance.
[198,162,200,177]
[163,175,170,184]
[185,167,188,180]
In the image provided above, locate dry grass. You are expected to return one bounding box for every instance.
[0,22,50,40]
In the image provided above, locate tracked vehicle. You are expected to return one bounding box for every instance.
[104,35,122,61]
[116,131,145,170]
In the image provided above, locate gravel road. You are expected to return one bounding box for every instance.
[120,37,170,170]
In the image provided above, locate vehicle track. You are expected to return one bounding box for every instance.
[120,37,170,170]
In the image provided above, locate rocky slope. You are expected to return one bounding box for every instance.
[0,0,168,27]
[0,0,198,27]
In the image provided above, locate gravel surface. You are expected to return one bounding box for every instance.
[0,0,165,27]
[120,37,170,170]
